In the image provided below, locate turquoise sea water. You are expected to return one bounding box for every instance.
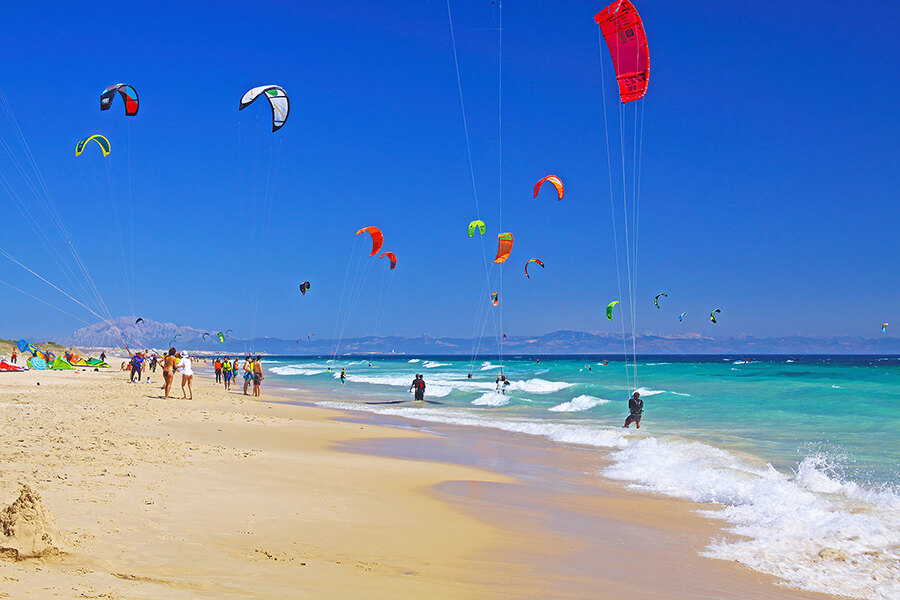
[264,355,899,600]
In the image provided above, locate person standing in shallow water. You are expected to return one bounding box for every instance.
[623,391,643,429]
[409,373,426,401]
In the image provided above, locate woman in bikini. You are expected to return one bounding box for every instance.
[161,347,178,399]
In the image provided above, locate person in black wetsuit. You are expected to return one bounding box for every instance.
[409,374,426,401]
[623,391,643,428]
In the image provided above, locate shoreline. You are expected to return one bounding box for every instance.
[271,392,843,600]
[1,364,844,598]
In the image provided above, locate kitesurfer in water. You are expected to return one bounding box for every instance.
[623,391,643,429]
[409,374,426,401]
[340,368,346,384]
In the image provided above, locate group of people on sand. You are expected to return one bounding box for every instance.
[124,350,266,400]
[213,356,264,397]
[125,348,195,400]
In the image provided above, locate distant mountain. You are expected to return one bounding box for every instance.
[56,318,900,355]
[59,317,208,349]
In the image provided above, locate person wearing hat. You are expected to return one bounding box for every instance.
[623,391,643,429]
[177,351,194,400]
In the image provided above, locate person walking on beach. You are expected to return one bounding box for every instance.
[161,348,178,399]
[253,356,263,397]
[177,351,194,400]
[129,352,144,383]
[222,356,232,390]
[10,348,16,364]
[149,354,158,373]
[243,356,253,395]
[409,374,426,402]
[231,358,239,385]
[623,391,643,429]
[214,358,223,383]
[100,351,106,363]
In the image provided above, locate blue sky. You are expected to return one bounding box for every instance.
[0,0,898,341]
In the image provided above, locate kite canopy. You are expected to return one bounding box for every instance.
[356,226,384,257]
[607,300,620,321]
[654,292,667,309]
[135,318,144,324]
[239,85,290,132]
[202,332,210,340]
[595,0,650,103]
[467,220,486,237]
[883,323,889,333]
[494,233,513,264]
[299,281,311,295]
[100,83,139,116]
[525,258,545,279]
[710,309,721,323]
[0,360,24,372]
[51,357,73,370]
[533,175,564,200]
[491,292,499,307]
[679,312,686,323]
[217,332,225,343]
[379,251,397,270]
[75,135,111,157]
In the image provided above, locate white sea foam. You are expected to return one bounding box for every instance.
[408,359,420,363]
[508,378,573,394]
[269,365,327,376]
[604,438,900,600]
[645,362,670,366]
[548,395,609,412]
[423,360,450,368]
[316,401,630,450]
[471,392,510,407]
[634,386,689,397]
[480,361,501,371]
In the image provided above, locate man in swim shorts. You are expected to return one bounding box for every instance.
[253,356,263,397]
[623,391,643,429]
